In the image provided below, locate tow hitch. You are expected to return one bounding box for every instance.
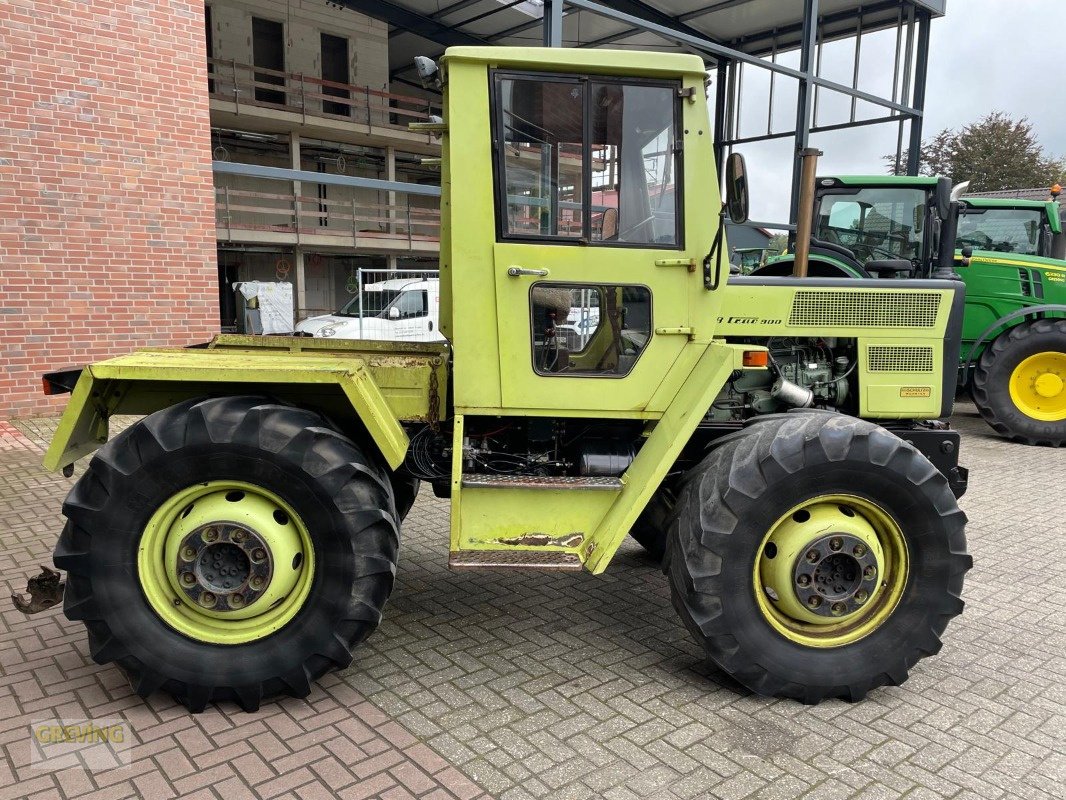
[12,566,65,614]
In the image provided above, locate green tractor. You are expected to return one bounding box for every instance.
[757,175,1066,445]
[731,246,780,274]
[21,47,970,711]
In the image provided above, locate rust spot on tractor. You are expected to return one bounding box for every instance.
[495,532,584,548]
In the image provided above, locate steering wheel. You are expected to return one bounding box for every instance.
[957,235,991,249]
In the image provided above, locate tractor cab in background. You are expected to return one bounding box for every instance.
[756,175,956,279]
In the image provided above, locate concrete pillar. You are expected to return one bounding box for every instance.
[290,132,305,322]
[386,145,396,243]
[293,248,306,324]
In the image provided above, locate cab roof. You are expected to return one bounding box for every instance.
[441,46,707,79]
[825,175,939,188]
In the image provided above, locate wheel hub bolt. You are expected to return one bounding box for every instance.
[863,565,877,580]
[806,550,820,563]
[229,594,245,608]
[831,602,847,616]
[253,548,267,562]
[855,589,869,604]
[807,595,822,609]
[250,575,265,589]
[232,530,245,543]
[180,572,196,586]
[181,547,196,560]
[797,574,811,587]
[853,544,866,557]
[199,592,216,607]
[202,528,218,542]
[829,537,843,552]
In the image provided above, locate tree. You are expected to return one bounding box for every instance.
[767,232,788,253]
[886,112,1064,191]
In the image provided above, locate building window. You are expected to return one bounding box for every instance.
[320,33,351,116]
[205,5,214,94]
[252,17,286,105]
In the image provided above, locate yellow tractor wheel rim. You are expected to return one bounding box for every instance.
[1009,352,1066,422]
[138,481,315,645]
[753,495,909,648]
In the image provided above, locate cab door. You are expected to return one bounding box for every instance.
[489,70,714,412]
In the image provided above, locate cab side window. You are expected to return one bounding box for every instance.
[494,72,681,248]
[530,283,651,377]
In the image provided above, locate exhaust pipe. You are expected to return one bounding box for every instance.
[792,147,823,278]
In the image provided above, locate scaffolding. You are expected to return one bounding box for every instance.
[332,0,944,232]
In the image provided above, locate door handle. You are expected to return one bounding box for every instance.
[507,266,550,277]
[654,258,697,272]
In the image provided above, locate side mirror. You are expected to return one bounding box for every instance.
[388,306,401,320]
[724,153,749,224]
[960,245,973,266]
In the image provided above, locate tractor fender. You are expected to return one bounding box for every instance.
[41,351,427,473]
[961,303,1066,385]
[753,257,869,279]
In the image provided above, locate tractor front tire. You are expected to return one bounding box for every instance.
[971,319,1066,446]
[664,412,971,703]
[55,396,399,712]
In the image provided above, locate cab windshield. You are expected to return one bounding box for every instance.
[814,187,928,263]
[957,208,1044,256]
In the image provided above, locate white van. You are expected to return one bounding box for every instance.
[295,277,444,342]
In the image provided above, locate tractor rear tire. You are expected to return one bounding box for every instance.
[664,412,970,703]
[54,396,399,712]
[971,319,1066,446]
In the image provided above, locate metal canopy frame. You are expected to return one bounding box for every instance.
[326,0,941,231]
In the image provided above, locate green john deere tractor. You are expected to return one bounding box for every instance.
[18,48,970,711]
[757,175,1066,446]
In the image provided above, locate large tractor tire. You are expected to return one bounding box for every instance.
[54,396,399,712]
[664,412,970,703]
[971,319,1066,446]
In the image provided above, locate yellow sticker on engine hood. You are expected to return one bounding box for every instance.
[900,386,932,398]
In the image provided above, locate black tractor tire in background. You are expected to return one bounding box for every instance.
[54,396,399,712]
[628,486,675,562]
[391,472,421,521]
[664,412,971,703]
[971,319,1066,447]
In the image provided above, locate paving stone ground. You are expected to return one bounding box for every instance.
[0,404,1063,799]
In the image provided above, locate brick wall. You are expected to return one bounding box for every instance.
[0,0,219,417]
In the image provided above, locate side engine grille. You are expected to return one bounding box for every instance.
[867,345,935,373]
[788,291,941,328]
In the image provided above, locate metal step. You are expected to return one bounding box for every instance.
[461,474,623,490]
[448,550,584,571]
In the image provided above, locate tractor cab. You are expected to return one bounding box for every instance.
[956,197,1063,259]
[759,175,955,279]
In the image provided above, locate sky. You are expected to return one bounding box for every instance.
[731,0,1066,226]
